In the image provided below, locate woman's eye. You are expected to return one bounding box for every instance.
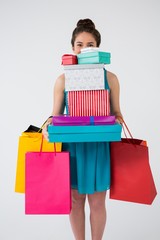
[88,44,94,47]
[77,44,82,47]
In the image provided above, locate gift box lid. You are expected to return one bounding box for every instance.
[81,47,100,53]
[62,54,77,60]
[48,124,122,142]
[78,51,111,58]
[64,63,105,70]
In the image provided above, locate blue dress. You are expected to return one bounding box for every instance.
[63,70,110,194]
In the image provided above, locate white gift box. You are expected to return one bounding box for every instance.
[80,47,100,53]
[64,64,105,91]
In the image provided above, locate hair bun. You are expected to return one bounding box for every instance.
[77,18,95,29]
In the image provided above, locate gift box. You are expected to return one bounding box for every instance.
[80,47,100,53]
[64,64,105,91]
[77,51,111,64]
[62,54,78,65]
[52,115,116,126]
[66,89,110,116]
[48,124,122,143]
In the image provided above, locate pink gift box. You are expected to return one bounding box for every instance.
[66,90,110,116]
[62,54,78,65]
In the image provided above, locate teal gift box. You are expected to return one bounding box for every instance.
[48,124,122,143]
[77,51,111,64]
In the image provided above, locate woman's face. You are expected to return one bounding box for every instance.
[73,31,97,54]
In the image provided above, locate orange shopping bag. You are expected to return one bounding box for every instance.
[15,125,62,193]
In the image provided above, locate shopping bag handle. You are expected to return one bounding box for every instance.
[122,121,133,139]
[40,135,57,156]
[38,118,51,132]
[117,116,134,139]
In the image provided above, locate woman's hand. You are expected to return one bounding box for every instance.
[115,115,123,125]
[42,117,52,141]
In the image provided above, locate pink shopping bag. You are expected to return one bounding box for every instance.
[25,147,71,214]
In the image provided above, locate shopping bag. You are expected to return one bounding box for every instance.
[109,121,157,205]
[25,143,71,214]
[15,125,62,193]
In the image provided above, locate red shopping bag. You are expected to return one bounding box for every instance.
[109,121,157,205]
[25,141,71,214]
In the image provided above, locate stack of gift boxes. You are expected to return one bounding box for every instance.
[48,48,122,142]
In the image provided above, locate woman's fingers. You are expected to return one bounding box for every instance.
[42,121,50,141]
[115,116,123,125]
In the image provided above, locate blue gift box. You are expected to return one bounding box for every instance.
[77,51,111,64]
[48,124,122,143]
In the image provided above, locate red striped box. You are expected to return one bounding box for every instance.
[67,90,110,116]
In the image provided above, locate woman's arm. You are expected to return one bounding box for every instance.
[52,74,65,116]
[107,71,123,123]
[42,74,65,140]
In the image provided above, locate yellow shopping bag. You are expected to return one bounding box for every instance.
[15,127,62,193]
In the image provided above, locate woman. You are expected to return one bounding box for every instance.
[43,18,123,240]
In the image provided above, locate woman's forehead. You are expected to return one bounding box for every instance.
[75,32,96,42]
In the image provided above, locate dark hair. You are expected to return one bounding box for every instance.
[71,18,101,47]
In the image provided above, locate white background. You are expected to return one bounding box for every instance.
[0,0,160,239]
